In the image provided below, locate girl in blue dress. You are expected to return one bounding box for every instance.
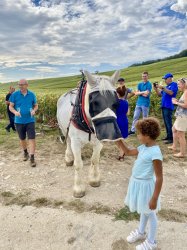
[118,117,163,250]
[116,87,129,160]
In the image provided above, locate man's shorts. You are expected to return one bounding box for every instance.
[15,122,35,140]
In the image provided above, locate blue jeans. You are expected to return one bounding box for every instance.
[162,107,173,140]
[6,111,16,131]
[131,105,149,132]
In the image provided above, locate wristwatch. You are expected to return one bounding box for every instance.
[161,87,165,90]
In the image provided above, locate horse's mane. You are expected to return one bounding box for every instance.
[94,75,116,96]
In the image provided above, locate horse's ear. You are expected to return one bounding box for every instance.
[84,70,95,86]
[110,70,120,85]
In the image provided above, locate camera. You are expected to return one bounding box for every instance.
[153,82,158,88]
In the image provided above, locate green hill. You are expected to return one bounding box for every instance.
[0,57,187,94]
[130,49,187,67]
[120,57,187,87]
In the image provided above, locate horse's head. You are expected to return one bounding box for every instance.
[84,70,123,142]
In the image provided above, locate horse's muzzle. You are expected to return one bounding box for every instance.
[92,116,122,141]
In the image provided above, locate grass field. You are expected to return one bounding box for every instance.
[0,57,187,95]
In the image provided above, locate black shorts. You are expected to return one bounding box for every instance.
[15,122,36,140]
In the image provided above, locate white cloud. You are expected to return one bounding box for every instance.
[28,66,59,73]
[33,66,58,73]
[0,0,186,81]
[171,0,187,14]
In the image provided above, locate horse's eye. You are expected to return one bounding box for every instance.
[93,101,99,106]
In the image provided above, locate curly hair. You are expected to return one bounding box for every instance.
[135,117,161,140]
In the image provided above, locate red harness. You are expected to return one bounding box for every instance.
[71,81,94,138]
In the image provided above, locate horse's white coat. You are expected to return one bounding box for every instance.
[57,70,120,197]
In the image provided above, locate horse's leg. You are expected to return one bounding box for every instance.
[71,139,85,198]
[65,138,74,166]
[89,140,103,187]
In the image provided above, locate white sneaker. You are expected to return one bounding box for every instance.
[126,229,146,243]
[136,239,157,250]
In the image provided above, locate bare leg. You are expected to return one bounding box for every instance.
[168,126,178,151]
[174,131,186,157]
[20,139,27,151]
[28,139,36,155]
[115,141,125,158]
[89,141,103,187]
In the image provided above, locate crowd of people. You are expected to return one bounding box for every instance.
[115,72,187,159]
[3,72,187,250]
[115,72,186,249]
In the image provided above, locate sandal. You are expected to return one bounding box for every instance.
[173,153,185,158]
[168,146,176,151]
[117,154,125,161]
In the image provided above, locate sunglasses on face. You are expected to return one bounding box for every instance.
[179,78,186,84]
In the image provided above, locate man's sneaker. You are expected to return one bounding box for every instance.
[128,130,135,136]
[136,239,157,250]
[126,229,146,243]
[23,152,29,161]
[164,140,173,144]
[30,158,36,167]
[5,127,10,133]
[161,137,168,141]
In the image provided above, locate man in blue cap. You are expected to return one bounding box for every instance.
[154,73,178,144]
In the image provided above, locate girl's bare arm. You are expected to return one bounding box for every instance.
[116,140,138,156]
[149,159,163,210]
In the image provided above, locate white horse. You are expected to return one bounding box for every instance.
[57,70,122,198]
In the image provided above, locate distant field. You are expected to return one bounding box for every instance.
[0,57,187,95]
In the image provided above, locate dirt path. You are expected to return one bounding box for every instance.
[0,205,186,250]
[0,133,187,249]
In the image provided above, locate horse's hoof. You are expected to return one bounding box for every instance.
[73,191,85,198]
[89,181,100,187]
[66,160,74,167]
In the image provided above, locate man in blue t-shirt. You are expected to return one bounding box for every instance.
[154,73,178,144]
[9,79,38,167]
[129,72,152,135]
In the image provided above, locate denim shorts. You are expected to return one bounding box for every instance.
[15,122,35,140]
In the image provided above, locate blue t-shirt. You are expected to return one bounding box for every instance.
[136,81,152,107]
[161,82,178,110]
[9,90,37,124]
[132,144,163,179]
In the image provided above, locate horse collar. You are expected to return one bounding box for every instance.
[71,80,94,136]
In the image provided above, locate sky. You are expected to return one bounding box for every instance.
[0,0,187,83]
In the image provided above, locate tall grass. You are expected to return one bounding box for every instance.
[0,92,163,125]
